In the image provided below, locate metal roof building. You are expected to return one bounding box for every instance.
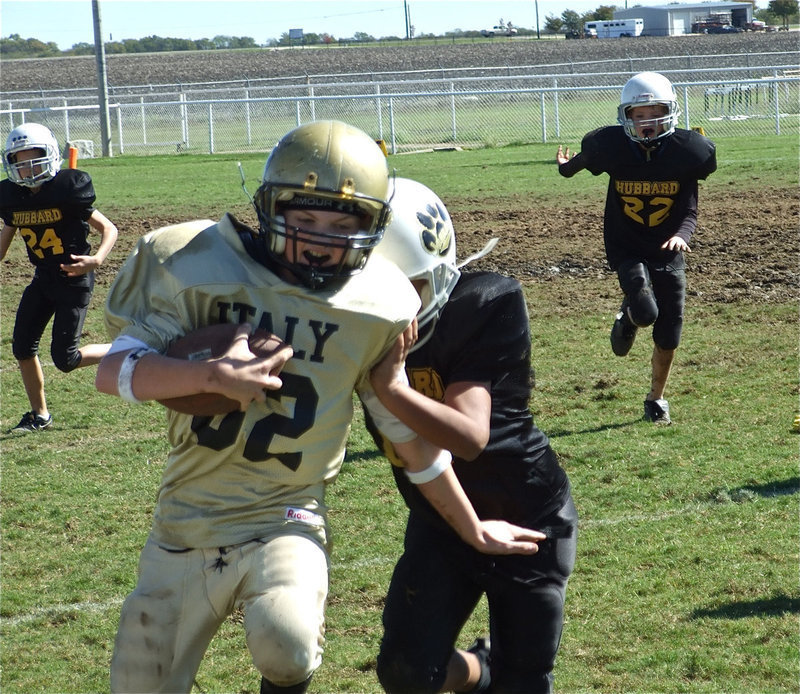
[614,2,754,36]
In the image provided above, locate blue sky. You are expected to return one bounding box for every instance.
[2,0,670,48]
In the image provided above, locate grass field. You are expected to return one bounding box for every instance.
[1,136,798,693]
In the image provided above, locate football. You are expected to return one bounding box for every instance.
[157,323,287,415]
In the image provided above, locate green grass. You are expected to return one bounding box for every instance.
[1,136,798,693]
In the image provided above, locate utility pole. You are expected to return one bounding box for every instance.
[535,0,541,38]
[92,0,112,156]
[404,0,411,40]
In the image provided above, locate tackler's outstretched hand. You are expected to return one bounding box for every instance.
[472,520,547,555]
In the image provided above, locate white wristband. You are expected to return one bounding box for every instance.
[117,347,156,404]
[404,450,453,485]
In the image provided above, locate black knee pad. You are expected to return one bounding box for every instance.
[51,348,82,373]
[618,261,658,327]
[12,344,37,361]
[653,315,683,350]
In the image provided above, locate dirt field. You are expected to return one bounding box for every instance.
[3,35,797,308]
[98,183,795,312]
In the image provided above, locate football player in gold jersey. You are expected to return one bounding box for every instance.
[96,121,543,694]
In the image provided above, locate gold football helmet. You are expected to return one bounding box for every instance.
[254,120,391,289]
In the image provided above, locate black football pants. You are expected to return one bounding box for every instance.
[377,495,577,694]
[12,269,94,372]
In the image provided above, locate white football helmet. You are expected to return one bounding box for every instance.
[617,72,680,144]
[254,120,391,290]
[375,177,460,350]
[3,122,62,187]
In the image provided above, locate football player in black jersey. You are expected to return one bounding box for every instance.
[365,178,577,694]
[1,123,118,433]
[557,72,716,425]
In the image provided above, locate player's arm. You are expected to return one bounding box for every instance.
[95,324,290,410]
[360,381,542,555]
[393,436,544,555]
[556,147,587,178]
[61,210,119,277]
[369,332,491,460]
[88,210,118,264]
[0,224,17,261]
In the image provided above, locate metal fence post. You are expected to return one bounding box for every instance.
[375,84,383,140]
[773,79,780,135]
[540,91,547,143]
[63,100,70,142]
[180,93,189,148]
[208,103,214,154]
[682,86,690,129]
[554,78,560,139]
[450,82,457,142]
[115,104,124,154]
[140,97,147,144]
[389,97,396,155]
[245,88,252,146]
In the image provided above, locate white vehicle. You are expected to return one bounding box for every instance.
[481,23,517,37]
[584,18,644,38]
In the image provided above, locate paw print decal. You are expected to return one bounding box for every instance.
[417,201,453,257]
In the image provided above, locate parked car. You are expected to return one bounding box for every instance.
[481,24,517,37]
[707,24,744,33]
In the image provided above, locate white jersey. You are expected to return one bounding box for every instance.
[105,214,419,549]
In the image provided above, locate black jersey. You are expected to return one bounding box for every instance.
[365,271,570,533]
[0,169,97,271]
[566,126,716,269]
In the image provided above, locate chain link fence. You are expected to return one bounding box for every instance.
[2,51,798,156]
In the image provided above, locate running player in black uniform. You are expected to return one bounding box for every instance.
[557,72,716,424]
[366,178,577,694]
[1,123,118,433]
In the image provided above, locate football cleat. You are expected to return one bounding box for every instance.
[10,411,53,433]
[610,302,638,357]
[466,636,492,693]
[643,398,671,425]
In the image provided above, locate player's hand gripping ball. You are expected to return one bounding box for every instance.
[157,323,287,415]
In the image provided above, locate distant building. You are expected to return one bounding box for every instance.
[614,2,754,36]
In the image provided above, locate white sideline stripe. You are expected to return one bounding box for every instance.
[3,598,124,627]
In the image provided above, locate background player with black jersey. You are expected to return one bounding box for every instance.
[365,178,577,694]
[556,72,716,425]
[1,122,118,433]
[94,122,541,694]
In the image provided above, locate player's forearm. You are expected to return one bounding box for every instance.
[89,211,118,264]
[375,383,483,460]
[96,350,232,401]
[0,226,17,260]
[393,437,482,542]
[417,467,485,545]
[558,151,586,178]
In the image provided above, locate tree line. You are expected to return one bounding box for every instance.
[1,0,797,59]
